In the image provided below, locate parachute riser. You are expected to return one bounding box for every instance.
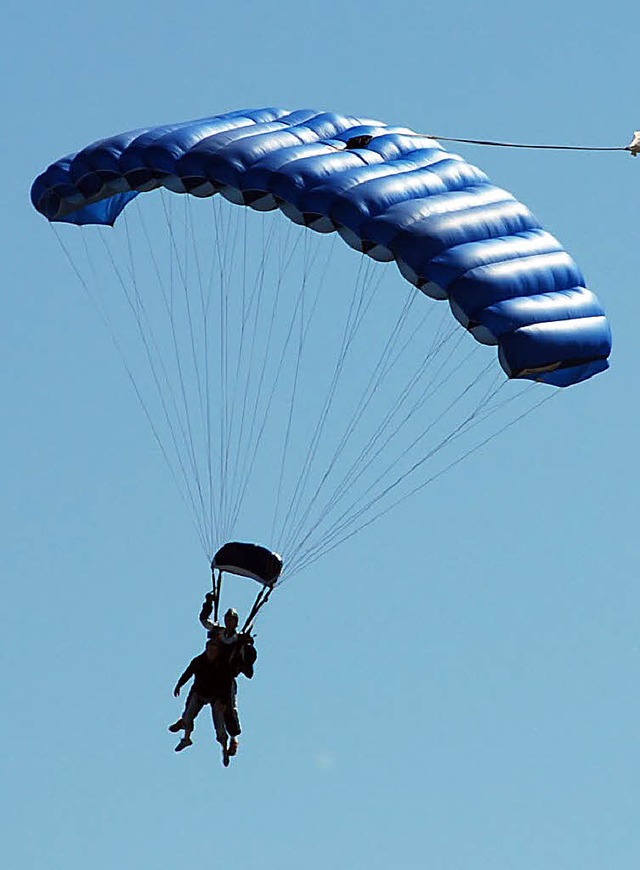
[210,542,282,633]
[210,565,223,624]
[209,563,275,635]
[242,583,276,635]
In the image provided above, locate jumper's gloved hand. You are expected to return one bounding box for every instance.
[199,594,214,624]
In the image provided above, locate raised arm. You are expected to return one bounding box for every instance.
[199,592,217,631]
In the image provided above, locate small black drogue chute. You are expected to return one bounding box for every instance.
[209,542,283,632]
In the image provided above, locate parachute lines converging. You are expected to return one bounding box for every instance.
[33,107,612,589]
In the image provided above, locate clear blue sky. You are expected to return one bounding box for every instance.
[3,2,639,868]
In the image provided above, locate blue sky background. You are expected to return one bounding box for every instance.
[3,2,639,868]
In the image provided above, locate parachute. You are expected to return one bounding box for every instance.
[31,107,611,608]
[213,542,282,587]
[210,542,282,630]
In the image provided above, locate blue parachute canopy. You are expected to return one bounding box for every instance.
[31,107,611,387]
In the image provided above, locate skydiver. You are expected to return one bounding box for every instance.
[168,636,241,767]
[199,599,258,679]
[198,601,258,742]
[199,596,238,638]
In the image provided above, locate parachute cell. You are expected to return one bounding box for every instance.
[31,107,611,388]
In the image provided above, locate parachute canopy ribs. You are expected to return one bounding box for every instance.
[31,106,611,388]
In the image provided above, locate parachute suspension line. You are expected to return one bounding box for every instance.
[50,224,211,555]
[334,306,459,477]
[215,198,231,540]
[299,370,529,572]
[203,198,265,538]
[277,253,384,554]
[226,213,334,535]
[227,220,324,534]
[283,301,462,556]
[182,193,226,550]
[218,207,283,537]
[450,372,533,435]
[104,210,210,547]
[216,200,252,541]
[285,364,503,577]
[224,212,286,530]
[220,213,282,537]
[186,194,234,551]
[157,193,215,548]
[132,196,217,551]
[120,206,213,550]
[221,203,262,541]
[202,197,230,541]
[281,284,420,549]
[337,320,465,485]
[183,196,212,491]
[285,350,497,574]
[285,312,465,560]
[269,229,313,545]
[187,199,218,553]
[110,213,211,551]
[147,193,241,551]
[207,200,235,539]
[288,359,499,573]
[278,253,395,555]
[160,194,207,547]
[270,232,338,545]
[283,252,376,550]
[289,386,557,577]
[333,359,499,522]
[375,334,481,454]
[217,201,249,542]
